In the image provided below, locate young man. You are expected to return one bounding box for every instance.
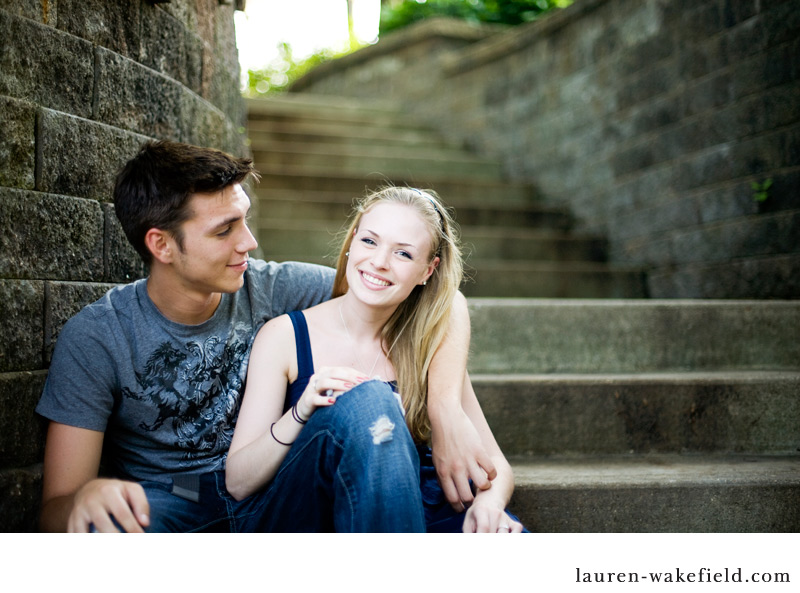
[36,140,495,532]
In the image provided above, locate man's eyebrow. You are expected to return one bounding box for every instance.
[208,214,243,232]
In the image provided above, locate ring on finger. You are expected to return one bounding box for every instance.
[498,524,510,531]
[325,389,334,397]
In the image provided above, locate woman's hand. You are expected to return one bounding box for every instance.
[297,367,369,420]
[462,498,524,533]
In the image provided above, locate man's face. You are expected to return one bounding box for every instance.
[167,183,258,296]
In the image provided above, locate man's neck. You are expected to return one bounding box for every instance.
[146,267,222,326]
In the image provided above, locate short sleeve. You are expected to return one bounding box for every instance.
[247,259,335,319]
[36,311,118,432]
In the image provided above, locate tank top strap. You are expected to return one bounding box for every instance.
[287,310,315,380]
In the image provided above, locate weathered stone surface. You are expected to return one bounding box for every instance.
[0,10,93,118]
[140,5,204,93]
[0,465,41,532]
[511,458,800,532]
[467,299,800,374]
[56,0,140,59]
[648,253,800,299]
[205,3,245,123]
[0,0,55,24]
[0,280,43,373]
[37,109,150,201]
[180,93,228,150]
[0,96,35,189]
[0,188,104,281]
[475,372,800,456]
[103,204,147,284]
[0,371,48,468]
[94,47,184,139]
[44,281,118,364]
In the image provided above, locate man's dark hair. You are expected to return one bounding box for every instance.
[114,140,258,264]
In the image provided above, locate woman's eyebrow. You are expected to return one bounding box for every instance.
[360,228,417,249]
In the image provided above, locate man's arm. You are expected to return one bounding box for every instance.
[427,291,497,510]
[40,422,150,533]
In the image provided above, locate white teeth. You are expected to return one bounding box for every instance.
[362,271,390,287]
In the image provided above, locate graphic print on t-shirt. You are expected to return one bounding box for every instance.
[120,324,251,462]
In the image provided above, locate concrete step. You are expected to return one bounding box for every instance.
[252,167,537,205]
[256,221,607,263]
[465,227,607,261]
[250,146,504,180]
[467,299,800,373]
[508,454,800,532]
[251,189,572,230]
[474,371,800,456]
[461,261,647,298]
[247,95,412,127]
[247,120,450,150]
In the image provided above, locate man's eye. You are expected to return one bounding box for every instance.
[218,227,232,237]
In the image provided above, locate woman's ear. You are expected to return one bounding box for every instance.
[144,228,174,264]
[421,256,440,285]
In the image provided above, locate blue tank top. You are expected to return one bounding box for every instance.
[285,310,314,410]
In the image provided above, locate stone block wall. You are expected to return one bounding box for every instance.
[292,0,800,299]
[0,0,247,532]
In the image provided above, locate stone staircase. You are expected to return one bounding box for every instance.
[245,95,646,299]
[470,299,800,531]
[246,94,800,532]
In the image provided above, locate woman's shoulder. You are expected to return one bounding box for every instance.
[255,311,296,345]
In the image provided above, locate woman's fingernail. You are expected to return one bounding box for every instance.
[328,398,336,404]
[344,382,354,388]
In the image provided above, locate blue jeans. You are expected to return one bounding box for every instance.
[142,380,425,532]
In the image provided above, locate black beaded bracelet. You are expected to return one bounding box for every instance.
[270,422,293,446]
[291,403,308,425]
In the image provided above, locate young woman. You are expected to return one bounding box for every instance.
[226,186,524,532]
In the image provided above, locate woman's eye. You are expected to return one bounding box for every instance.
[397,250,412,260]
[361,237,376,246]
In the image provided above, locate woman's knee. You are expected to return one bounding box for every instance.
[337,380,405,422]
[310,380,409,443]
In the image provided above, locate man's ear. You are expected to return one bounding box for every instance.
[144,228,174,264]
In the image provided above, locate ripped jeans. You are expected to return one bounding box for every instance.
[143,380,425,532]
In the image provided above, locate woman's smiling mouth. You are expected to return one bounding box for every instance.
[360,270,392,288]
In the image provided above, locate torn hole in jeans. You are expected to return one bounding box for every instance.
[369,415,395,444]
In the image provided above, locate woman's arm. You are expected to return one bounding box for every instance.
[427,291,497,510]
[225,316,364,501]
[459,372,524,533]
[226,316,306,500]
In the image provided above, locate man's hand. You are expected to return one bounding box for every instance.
[67,478,150,533]
[430,405,497,511]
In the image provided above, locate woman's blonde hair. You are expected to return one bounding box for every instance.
[332,186,463,443]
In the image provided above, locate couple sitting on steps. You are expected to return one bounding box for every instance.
[36,139,525,533]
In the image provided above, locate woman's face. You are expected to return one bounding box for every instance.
[346,202,439,310]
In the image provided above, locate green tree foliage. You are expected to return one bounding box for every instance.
[244,42,356,97]
[380,0,574,34]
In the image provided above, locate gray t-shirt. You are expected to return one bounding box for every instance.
[36,259,334,483]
